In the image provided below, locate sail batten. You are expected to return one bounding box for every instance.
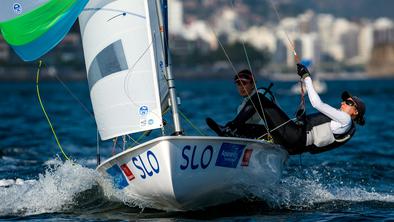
[79,0,167,140]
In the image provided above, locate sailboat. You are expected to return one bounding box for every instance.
[0,0,287,211]
[77,0,288,211]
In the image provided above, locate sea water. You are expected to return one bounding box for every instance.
[0,78,393,221]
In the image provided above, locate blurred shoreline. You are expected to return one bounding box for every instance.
[0,66,392,82]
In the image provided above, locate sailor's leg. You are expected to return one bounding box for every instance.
[258,96,306,149]
[233,124,268,139]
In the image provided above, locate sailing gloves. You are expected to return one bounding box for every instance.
[297,63,310,79]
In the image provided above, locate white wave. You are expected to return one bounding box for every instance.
[0,158,170,216]
[250,175,394,209]
[0,178,35,187]
[0,159,102,216]
[82,166,394,210]
[74,158,98,168]
[1,158,392,215]
[97,176,159,210]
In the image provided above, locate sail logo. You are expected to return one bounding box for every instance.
[140,119,147,127]
[215,143,245,168]
[13,3,23,14]
[139,105,149,116]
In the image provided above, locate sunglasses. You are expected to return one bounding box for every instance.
[344,99,356,107]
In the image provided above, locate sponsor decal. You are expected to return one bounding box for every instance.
[13,3,22,14]
[241,148,253,166]
[106,165,128,189]
[120,163,135,181]
[140,118,147,127]
[215,143,245,168]
[139,105,149,116]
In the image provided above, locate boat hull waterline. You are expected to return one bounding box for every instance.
[97,136,288,211]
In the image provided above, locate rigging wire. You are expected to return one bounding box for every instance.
[230,0,272,138]
[52,73,95,120]
[178,109,207,136]
[96,130,100,166]
[257,118,297,140]
[122,135,126,151]
[50,68,105,163]
[212,0,307,141]
[35,60,70,161]
[112,137,118,156]
[208,26,272,136]
[51,68,144,155]
[267,0,299,62]
[267,0,306,114]
[50,75,145,155]
[266,0,306,167]
[209,28,238,75]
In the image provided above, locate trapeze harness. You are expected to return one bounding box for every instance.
[304,112,355,154]
[227,77,356,155]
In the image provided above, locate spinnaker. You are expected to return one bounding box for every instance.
[0,0,88,61]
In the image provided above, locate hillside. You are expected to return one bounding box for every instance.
[183,0,394,24]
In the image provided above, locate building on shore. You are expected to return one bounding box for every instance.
[367,18,394,76]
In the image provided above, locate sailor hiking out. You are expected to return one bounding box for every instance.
[207,64,366,155]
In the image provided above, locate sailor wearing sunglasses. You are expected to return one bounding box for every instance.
[295,63,366,154]
[206,64,366,155]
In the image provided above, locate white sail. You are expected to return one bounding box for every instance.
[79,0,167,140]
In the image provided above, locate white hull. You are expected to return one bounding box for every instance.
[97,136,288,211]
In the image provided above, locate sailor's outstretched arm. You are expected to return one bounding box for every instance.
[304,76,350,125]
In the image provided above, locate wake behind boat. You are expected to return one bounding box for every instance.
[78,0,288,210]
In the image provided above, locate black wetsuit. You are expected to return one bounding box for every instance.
[226,91,306,154]
[226,89,355,155]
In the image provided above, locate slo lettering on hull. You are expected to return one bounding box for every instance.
[180,145,214,170]
[180,143,247,170]
[106,150,159,189]
[132,150,160,179]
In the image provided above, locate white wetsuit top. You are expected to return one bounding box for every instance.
[304,76,352,134]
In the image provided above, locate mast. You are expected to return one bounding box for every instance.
[156,0,183,135]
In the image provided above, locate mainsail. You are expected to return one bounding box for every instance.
[79,0,169,140]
